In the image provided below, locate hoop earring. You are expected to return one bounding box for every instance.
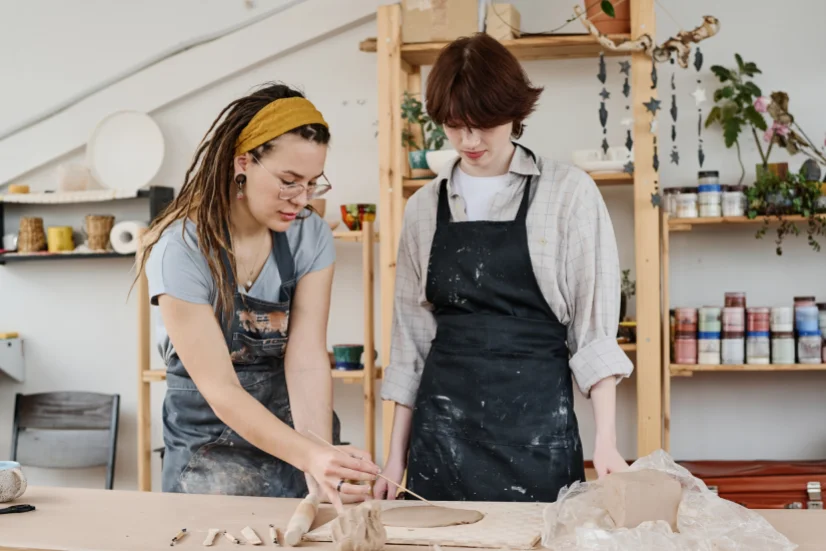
[513,122,525,139]
[235,174,246,199]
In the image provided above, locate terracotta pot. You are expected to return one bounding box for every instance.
[585,0,631,35]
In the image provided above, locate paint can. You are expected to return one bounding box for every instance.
[722,307,745,333]
[675,307,698,334]
[817,303,826,332]
[746,332,770,365]
[698,332,721,365]
[795,305,820,334]
[747,307,771,333]
[722,185,747,217]
[698,177,722,218]
[724,292,746,308]
[676,193,698,218]
[674,335,697,364]
[721,332,745,364]
[797,331,822,364]
[698,307,721,333]
[771,332,795,364]
[770,307,794,333]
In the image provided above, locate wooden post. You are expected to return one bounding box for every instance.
[136,255,152,491]
[376,3,402,464]
[660,213,671,451]
[361,221,376,460]
[630,0,662,456]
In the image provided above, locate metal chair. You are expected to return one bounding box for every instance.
[10,391,120,490]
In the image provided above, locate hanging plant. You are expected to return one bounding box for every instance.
[745,168,826,255]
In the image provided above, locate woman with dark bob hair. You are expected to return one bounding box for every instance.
[375,33,632,502]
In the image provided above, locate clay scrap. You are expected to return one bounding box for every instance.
[381,505,484,528]
[331,501,387,551]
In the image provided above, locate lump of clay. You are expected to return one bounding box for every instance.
[601,469,682,531]
[331,501,387,551]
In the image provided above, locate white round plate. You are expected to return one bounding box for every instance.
[86,110,165,194]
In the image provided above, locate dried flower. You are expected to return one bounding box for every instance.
[754,96,771,113]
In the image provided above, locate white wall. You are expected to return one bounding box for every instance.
[1,0,826,491]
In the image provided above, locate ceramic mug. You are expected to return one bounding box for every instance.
[2,233,17,251]
[0,461,27,503]
[331,345,378,371]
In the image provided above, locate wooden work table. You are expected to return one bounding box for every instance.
[1,486,824,551]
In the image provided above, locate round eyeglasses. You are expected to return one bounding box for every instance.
[251,154,332,200]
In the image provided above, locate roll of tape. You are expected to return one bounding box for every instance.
[109,221,147,254]
[8,184,29,194]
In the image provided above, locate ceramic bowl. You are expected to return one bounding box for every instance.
[332,344,364,371]
[426,149,459,174]
[340,203,376,231]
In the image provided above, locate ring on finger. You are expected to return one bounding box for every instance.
[336,479,344,493]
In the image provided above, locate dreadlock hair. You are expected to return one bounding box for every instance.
[133,82,330,322]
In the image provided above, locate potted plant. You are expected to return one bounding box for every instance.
[705,54,826,186]
[620,269,636,322]
[584,0,630,35]
[401,91,450,178]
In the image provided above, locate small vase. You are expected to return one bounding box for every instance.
[408,150,435,179]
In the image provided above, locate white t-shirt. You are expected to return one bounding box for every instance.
[450,166,510,221]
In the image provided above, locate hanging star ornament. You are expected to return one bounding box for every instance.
[600,88,611,100]
[691,86,707,106]
[651,192,662,208]
[619,60,631,75]
[623,161,635,174]
[643,97,662,115]
[671,150,680,165]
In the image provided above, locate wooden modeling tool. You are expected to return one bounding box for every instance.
[170,529,187,546]
[269,524,279,545]
[242,526,263,545]
[307,430,438,507]
[223,531,242,545]
[285,493,321,546]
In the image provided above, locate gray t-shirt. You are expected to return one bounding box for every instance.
[145,213,335,365]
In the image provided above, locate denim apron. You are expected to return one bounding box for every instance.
[161,229,340,496]
[406,145,585,502]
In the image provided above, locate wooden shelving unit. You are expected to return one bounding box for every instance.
[367,1,661,463]
[136,221,379,491]
[661,212,825,449]
[403,171,633,197]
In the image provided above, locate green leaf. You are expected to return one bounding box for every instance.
[743,82,762,98]
[735,53,745,72]
[705,106,722,128]
[743,62,762,76]
[744,105,768,131]
[711,65,732,82]
[601,0,616,17]
[723,118,741,148]
[714,86,735,101]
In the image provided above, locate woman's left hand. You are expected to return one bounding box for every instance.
[593,438,629,478]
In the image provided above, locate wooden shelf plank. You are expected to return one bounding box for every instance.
[333,230,380,242]
[668,215,810,232]
[589,172,633,186]
[620,343,637,352]
[0,251,135,264]
[360,34,632,66]
[0,188,152,204]
[670,363,826,376]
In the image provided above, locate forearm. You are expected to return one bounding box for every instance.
[285,348,333,443]
[589,376,618,445]
[388,403,414,463]
[205,382,317,472]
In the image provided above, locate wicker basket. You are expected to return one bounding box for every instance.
[85,215,115,251]
[18,217,45,253]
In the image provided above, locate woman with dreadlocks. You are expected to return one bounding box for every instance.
[137,83,379,508]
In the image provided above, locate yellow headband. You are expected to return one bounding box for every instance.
[234,97,328,156]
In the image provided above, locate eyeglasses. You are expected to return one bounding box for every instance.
[250,154,332,200]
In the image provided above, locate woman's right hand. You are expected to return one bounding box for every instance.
[372,454,405,500]
[306,444,380,512]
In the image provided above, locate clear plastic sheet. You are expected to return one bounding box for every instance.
[541,450,797,551]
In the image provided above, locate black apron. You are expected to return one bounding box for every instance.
[161,228,340,496]
[406,145,585,502]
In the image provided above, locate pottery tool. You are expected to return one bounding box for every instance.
[223,531,242,544]
[269,524,278,545]
[242,526,262,545]
[0,504,35,515]
[170,528,187,545]
[307,430,437,507]
[284,493,321,546]
[203,529,220,547]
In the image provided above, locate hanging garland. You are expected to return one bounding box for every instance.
[598,52,610,155]
[692,48,707,167]
[670,59,680,165]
